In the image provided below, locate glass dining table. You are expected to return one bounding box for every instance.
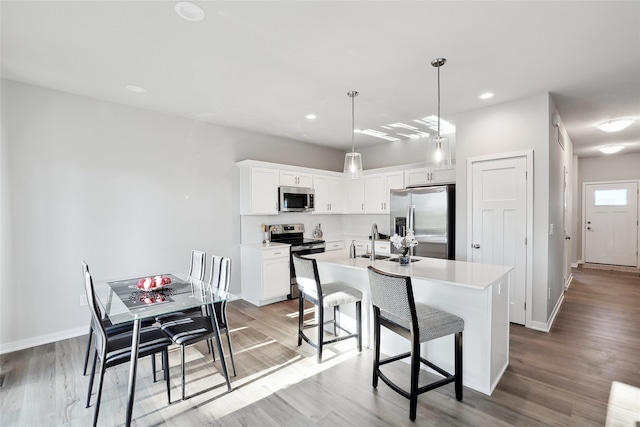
[92,272,237,427]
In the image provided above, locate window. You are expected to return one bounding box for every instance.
[594,189,627,206]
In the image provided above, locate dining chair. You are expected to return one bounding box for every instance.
[367,266,464,421]
[81,263,155,377]
[159,255,236,400]
[156,250,207,324]
[292,254,362,363]
[82,262,173,427]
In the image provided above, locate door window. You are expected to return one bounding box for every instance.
[594,189,627,206]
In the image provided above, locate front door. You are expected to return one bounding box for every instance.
[470,155,528,325]
[584,181,638,266]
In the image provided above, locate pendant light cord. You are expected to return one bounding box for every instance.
[348,91,359,154]
[351,93,355,154]
[431,58,446,143]
[437,63,441,141]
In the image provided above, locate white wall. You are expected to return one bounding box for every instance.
[454,93,576,327]
[576,152,640,261]
[0,79,344,352]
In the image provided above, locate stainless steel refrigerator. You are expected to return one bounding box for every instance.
[390,184,455,259]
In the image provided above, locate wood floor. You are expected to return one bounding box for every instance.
[1,267,639,426]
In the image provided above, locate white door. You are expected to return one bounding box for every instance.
[584,182,638,266]
[471,156,528,325]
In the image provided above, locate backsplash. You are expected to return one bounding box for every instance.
[240,213,389,243]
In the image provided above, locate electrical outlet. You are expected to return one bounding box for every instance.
[549,223,554,236]
[80,295,88,306]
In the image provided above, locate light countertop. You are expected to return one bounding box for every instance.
[306,249,513,290]
[240,242,290,249]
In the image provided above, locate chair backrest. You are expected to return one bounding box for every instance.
[292,254,322,297]
[189,250,206,281]
[209,255,231,292]
[209,255,231,324]
[81,261,108,356]
[367,266,419,333]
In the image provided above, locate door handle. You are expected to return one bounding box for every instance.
[473,244,481,249]
[587,227,591,230]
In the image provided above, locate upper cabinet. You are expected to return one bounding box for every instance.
[313,174,344,214]
[404,167,455,187]
[345,177,365,213]
[280,170,312,188]
[364,172,404,213]
[238,160,455,216]
[239,164,279,215]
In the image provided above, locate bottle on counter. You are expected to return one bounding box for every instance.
[349,240,356,258]
[313,223,323,239]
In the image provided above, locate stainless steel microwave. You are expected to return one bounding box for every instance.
[279,186,315,212]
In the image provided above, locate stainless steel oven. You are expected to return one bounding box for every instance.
[268,223,325,298]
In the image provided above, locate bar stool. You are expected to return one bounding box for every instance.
[367,266,464,421]
[292,254,362,363]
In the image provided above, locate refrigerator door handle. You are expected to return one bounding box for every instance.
[407,205,415,232]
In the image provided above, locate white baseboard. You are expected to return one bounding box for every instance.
[530,293,565,333]
[0,325,88,355]
[571,262,579,268]
[565,273,574,290]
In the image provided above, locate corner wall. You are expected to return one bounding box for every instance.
[454,93,553,326]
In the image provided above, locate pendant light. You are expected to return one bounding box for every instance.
[343,90,363,179]
[428,58,452,169]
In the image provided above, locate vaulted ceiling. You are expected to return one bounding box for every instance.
[2,1,639,157]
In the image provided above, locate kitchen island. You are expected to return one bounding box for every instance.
[305,250,513,395]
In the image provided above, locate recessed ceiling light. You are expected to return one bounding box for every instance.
[597,118,633,132]
[598,145,624,154]
[175,2,205,22]
[479,92,494,100]
[306,114,316,120]
[126,84,146,93]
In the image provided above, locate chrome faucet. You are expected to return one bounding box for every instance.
[370,223,379,260]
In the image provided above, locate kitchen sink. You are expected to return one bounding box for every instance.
[358,254,391,260]
[388,257,421,263]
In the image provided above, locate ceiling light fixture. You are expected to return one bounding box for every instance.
[597,118,633,132]
[343,91,363,179]
[479,92,494,100]
[428,58,452,170]
[598,145,624,154]
[306,114,316,120]
[175,2,205,22]
[126,84,146,93]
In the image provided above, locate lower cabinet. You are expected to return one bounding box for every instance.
[241,244,290,306]
[325,240,345,251]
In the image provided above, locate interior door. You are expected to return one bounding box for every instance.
[471,156,528,325]
[584,182,638,266]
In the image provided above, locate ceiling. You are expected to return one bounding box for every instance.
[2,1,639,158]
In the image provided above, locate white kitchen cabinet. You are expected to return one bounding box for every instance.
[325,240,345,251]
[404,167,455,187]
[241,244,291,306]
[280,170,312,188]
[313,174,344,214]
[353,240,370,254]
[374,240,391,254]
[239,165,279,215]
[364,172,404,213]
[345,177,365,213]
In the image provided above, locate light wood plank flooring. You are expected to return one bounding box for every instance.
[1,267,639,426]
